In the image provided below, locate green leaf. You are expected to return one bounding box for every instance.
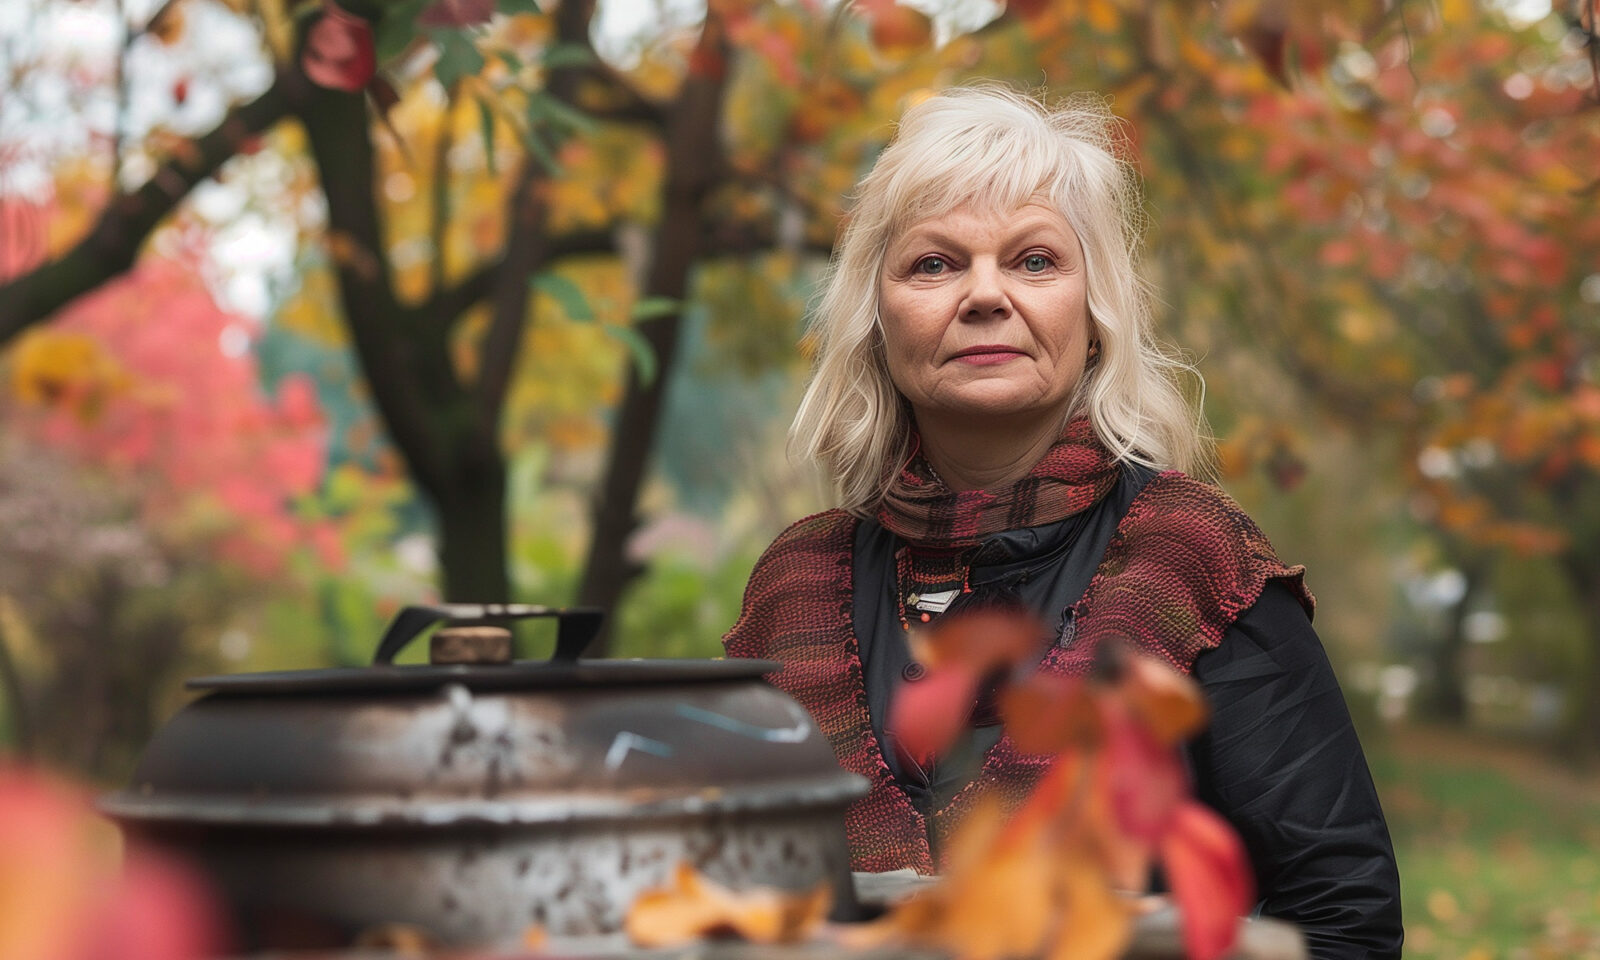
[375,0,430,62]
[497,0,541,14]
[531,272,595,323]
[607,324,658,387]
[495,50,524,73]
[476,95,497,174]
[430,28,485,91]
[515,124,561,172]
[527,90,596,134]
[541,42,597,69]
[629,296,681,321]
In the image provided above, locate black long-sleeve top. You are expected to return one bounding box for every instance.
[853,467,1404,960]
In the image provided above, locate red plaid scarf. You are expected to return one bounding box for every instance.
[724,424,1311,873]
[878,417,1120,548]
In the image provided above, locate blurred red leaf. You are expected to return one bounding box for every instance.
[86,848,230,960]
[858,0,932,55]
[909,609,1045,673]
[302,2,376,92]
[0,766,228,960]
[1160,802,1255,960]
[1238,26,1288,86]
[1101,700,1186,844]
[888,664,980,767]
[418,0,496,27]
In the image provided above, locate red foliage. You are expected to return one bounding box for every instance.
[0,765,228,960]
[1161,802,1256,960]
[302,2,377,92]
[881,612,1255,959]
[888,663,980,767]
[12,248,338,578]
[418,0,497,28]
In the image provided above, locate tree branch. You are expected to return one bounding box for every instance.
[468,0,601,437]
[571,62,669,128]
[0,71,299,346]
[429,85,459,297]
[298,78,458,498]
[411,227,616,328]
[474,163,548,438]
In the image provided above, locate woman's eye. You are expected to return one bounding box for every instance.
[1022,254,1051,273]
[914,256,948,275]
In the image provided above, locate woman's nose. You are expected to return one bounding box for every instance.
[959,259,1011,321]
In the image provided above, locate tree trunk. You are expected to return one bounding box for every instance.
[574,22,731,655]
[1559,551,1600,767]
[1429,559,1484,725]
[434,456,512,602]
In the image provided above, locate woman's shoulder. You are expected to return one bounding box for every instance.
[748,508,858,575]
[1123,470,1301,575]
[724,508,857,659]
[1065,469,1315,671]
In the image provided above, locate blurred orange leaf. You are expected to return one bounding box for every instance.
[1000,673,1102,755]
[869,798,1058,960]
[1118,652,1208,745]
[624,862,829,947]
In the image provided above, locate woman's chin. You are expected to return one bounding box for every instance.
[915,393,1069,431]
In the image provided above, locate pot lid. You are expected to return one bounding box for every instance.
[183,603,780,695]
[187,658,782,696]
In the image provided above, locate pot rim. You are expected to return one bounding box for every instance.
[98,772,869,829]
[185,658,784,696]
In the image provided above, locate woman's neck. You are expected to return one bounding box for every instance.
[915,413,1064,492]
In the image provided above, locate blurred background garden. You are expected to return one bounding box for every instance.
[0,0,1597,956]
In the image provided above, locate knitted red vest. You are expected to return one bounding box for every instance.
[722,471,1311,875]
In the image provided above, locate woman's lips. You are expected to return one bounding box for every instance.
[950,346,1024,366]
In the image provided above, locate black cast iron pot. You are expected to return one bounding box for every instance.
[101,604,867,950]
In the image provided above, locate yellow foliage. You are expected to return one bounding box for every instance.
[548,127,664,232]
[1084,0,1121,33]
[277,263,349,346]
[256,0,295,61]
[8,328,129,418]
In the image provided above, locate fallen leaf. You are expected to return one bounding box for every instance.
[624,862,829,947]
[353,922,438,953]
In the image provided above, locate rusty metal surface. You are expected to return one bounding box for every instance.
[238,909,1306,959]
[138,810,853,945]
[105,677,857,824]
[105,664,868,950]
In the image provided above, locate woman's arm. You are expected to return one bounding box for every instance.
[1186,580,1404,960]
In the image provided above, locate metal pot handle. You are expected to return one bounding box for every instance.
[371,604,605,666]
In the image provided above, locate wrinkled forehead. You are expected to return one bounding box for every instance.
[880,166,1069,252]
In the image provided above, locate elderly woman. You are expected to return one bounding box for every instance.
[722,86,1402,959]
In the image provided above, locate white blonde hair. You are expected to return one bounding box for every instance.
[791,83,1210,514]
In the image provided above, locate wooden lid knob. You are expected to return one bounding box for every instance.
[429,625,513,665]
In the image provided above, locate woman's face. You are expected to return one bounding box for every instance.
[877,202,1092,432]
